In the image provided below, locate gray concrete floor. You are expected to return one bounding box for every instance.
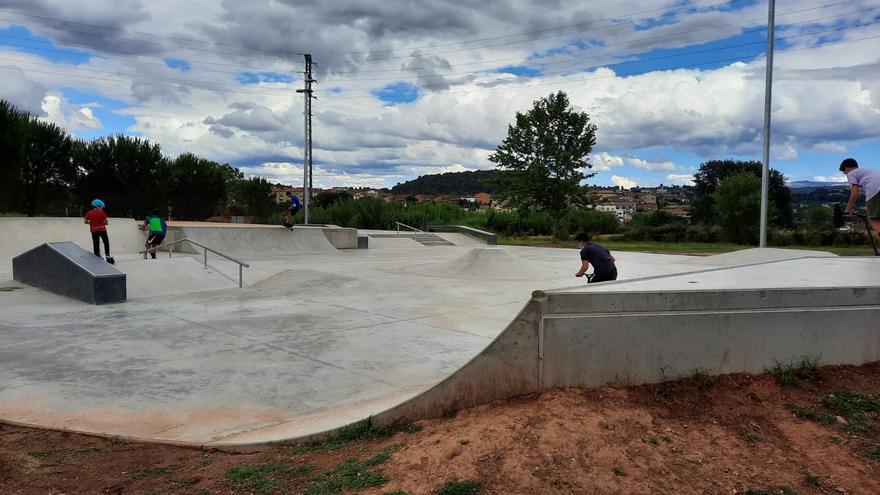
[1,230,871,446]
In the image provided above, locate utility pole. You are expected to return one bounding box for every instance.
[296,53,315,224]
[759,0,775,247]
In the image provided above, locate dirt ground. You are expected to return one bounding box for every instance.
[2,363,880,495]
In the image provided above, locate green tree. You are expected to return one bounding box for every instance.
[231,177,276,222]
[0,100,28,213]
[74,135,167,218]
[805,204,833,230]
[712,173,762,244]
[489,91,597,239]
[167,153,229,219]
[832,203,845,228]
[313,190,353,209]
[18,119,76,217]
[691,160,793,227]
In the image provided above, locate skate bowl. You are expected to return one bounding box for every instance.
[0,217,146,259]
[1,221,879,449]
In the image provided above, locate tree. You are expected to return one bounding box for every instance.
[231,177,276,222]
[832,203,845,228]
[0,100,27,213]
[712,173,762,244]
[74,135,167,218]
[313,190,353,209]
[691,160,793,227]
[489,91,597,238]
[167,153,228,219]
[805,204,833,230]
[18,119,76,217]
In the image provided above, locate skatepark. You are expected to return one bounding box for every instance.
[0,217,878,449]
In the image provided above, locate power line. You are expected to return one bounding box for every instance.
[324,0,860,75]
[0,0,732,58]
[323,6,877,84]
[2,2,868,94]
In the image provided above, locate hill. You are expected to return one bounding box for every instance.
[789,180,849,189]
[391,170,499,196]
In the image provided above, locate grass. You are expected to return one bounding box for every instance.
[497,236,876,256]
[302,452,391,495]
[769,356,821,387]
[745,488,796,495]
[822,389,880,433]
[291,417,406,453]
[866,446,880,458]
[804,474,822,487]
[438,480,482,495]
[791,406,835,424]
[132,466,170,480]
[226,462,314,494]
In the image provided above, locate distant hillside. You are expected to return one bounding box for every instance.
[391,170,499,196]
[789,180,849,189]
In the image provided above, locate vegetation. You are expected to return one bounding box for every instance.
[768,356,820,387]
[438,479,482,495]
[302,452,391,495]
[390,170,498,196]
[690,159,793,227]
[489,90,597,238]
[226,462,314,494]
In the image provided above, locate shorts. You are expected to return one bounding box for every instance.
[589,267,618,284]
[868,193,880,219]
[289,206,301,215]
[147,233,165,246]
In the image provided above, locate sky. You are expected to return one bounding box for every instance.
[1,0,879,189]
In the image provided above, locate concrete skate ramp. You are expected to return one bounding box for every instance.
[168,225,337,257]
[0,217,145,257]
[117,257,239,298]
[408,247,567,280]
[372,283,880,427]
[13,242,126,304]
[692,247,836,266]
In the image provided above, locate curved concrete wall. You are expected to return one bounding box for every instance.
[372,286,880,426]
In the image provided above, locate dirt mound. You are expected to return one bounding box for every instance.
[2,363,880,494]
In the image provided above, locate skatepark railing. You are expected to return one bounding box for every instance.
[140,237,250,288]
[395,222,423,234]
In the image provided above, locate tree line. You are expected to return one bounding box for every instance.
[0,100,276,220]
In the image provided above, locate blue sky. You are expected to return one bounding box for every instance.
[0,0,878,189]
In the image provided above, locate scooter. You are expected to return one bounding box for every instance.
[853,212,880,256]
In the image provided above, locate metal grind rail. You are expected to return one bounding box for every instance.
[140,237,250,288]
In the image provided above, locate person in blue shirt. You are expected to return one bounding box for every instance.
[287,192,301,216]
[141,210,167,259]
[574,232,617,283]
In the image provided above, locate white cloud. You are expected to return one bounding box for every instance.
[41,93,103,131]
[665,173,695,186]
[71,107,102,130]
[626,156,677,171]
[245,162,392,188]
[611,175,637,189]
[812,175,848,183]
[811,142,848,153]
[591,152,624,172]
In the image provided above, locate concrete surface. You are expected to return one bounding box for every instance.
[1,217,878,448]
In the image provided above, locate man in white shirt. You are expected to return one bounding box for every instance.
[840,158,880,241]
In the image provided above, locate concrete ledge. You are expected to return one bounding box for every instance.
[427,225,497,245]
[370,285,880,427]
[12,242,126,304]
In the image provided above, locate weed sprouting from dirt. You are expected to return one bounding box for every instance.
[822,389,880,433]
[769,356,820,387]
[291,417,417,453]
[790,406,834,424]
[226,462,314,494]
[302,452,391,495]
[438,479,482,495]
[867,446,880,458]
[804,474,822,487]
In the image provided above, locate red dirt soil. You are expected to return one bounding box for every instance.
[2,363,880,495]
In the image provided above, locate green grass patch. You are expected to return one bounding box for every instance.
[302,452,391,495]
[804,474,822,487]
[27,450,52,458]
[791,406,835,424]
[768,356,820,387]
[438,479,482,495]
[822,389,880,433]
[292,417,414,453]
[745,488,796,495]
[866,446,880,458]
[226,462,314,494]
[132,466,170,480]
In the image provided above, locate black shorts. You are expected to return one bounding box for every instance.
[147,233,165,246]
[589,267,618,284]
[289,206,301,215]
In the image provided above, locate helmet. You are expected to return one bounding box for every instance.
[91,199,105,208]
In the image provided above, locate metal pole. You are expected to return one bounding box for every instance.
[203,247,207,268]
[296,54,314,225]
[239,264,243,288]
[759,0,775,247]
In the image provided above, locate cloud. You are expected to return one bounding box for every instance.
[812,175,848,183]
[665,173,695,186]
[0,65,48,114]
[611,175,637,189]
[591,152,624,172]
[811,142,847,153]
[244,161,391,188]
[40,93,102,130]
[626,156,677,171]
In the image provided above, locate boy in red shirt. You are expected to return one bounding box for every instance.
[83,199,113,264]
